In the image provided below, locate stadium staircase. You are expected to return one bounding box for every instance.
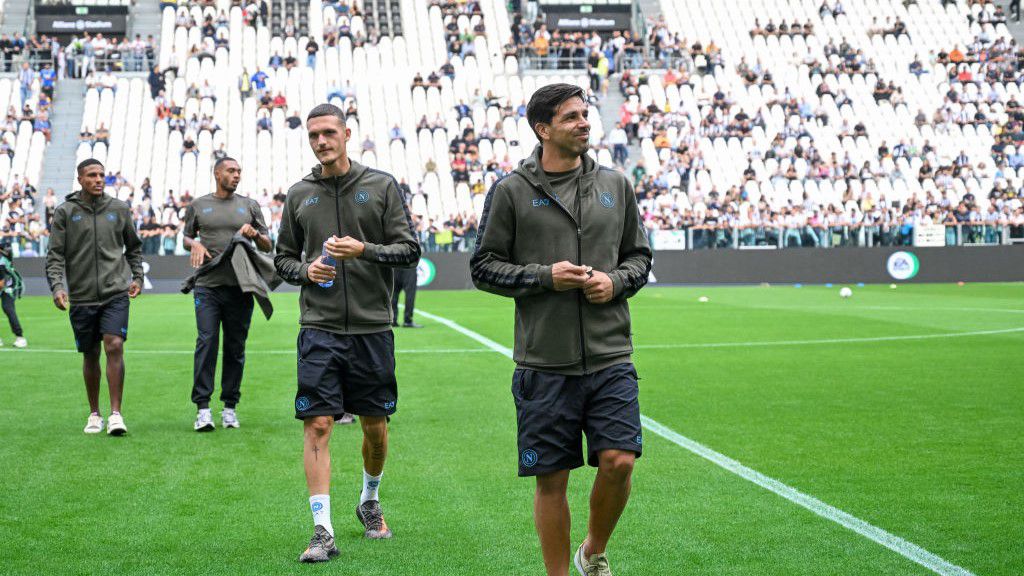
[598,86,641,169]
[130,0,164,45]
[38,78,85,195]
[1,0,32,36]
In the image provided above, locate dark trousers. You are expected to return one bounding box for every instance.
[1,292,22,337]
[192,286,254,409]
[391,267,417,325]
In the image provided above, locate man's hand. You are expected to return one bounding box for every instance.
[583,270,614,304]
[551,261,589,291]
[306,255,336,284]
[53,290,68,311]
[190,241,210,268]
[239,223,259,239]
[324,236,365,260]
[128,281,141,298]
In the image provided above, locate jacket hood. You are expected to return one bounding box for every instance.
[514,144,600,192]
[302,160,368,195]
[65,190,113,211]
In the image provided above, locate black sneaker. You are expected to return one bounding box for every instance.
[355,500,393,539]
[298,525,339,563]
[402,322,423,328]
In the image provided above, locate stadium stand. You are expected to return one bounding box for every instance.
[15,0,1022,256]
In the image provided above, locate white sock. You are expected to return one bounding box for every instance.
[310,494,333,536]
[360,470,382,505]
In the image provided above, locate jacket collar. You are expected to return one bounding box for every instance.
[302,160,367,196]
[513,144,600,194]
[66,190,112,212]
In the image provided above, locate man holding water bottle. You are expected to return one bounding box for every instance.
[274,103,420,563]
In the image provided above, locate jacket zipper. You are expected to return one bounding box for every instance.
[524,169,589,373]
[333,184,350,333]
[574,173,588,374]
[92,208,100,301]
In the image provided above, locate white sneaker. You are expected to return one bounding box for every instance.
[194,409,215,432]
[107,413,127,436]
[84,413,104,434]
[221,408,239,429]
[338,412,356,425]
[13,337,26,348]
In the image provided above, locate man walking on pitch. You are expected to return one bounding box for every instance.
[275,103,420,563]
[471,84,652,576]
[183,157,271,432]
[46,158,144,436]
[390,257,421,328]
[0,239,27,348]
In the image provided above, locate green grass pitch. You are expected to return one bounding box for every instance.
[0,283,1021,575]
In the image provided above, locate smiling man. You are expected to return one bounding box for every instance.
[45,158,144,436]
[274,103,420,563]
[182,157,271,432]
[471,84,652,576]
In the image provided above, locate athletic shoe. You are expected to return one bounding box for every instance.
[107,413,128,436]
[298,525,339,563]
[402,322,423,328]
[0,337,4,346]
[84,413,104,434]
[355,500,393,539]
[194,410,215,432]
[222,409,239,429]
[574,542,612,576]
[13,337,26,348]
[338,413,355,425]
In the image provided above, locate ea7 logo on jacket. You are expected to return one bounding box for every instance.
[71,214,83,222]
[599,191,615,208]
[531,198,551,207]
[304,196,320,206]
[355,190,369,204]
[202,207,214,213]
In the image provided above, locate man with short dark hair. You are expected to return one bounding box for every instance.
[471,84,652,576]
[275,103,420,563]
[46,158,143,436]
[183,157,271,432]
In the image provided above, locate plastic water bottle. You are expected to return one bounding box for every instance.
[318,240,335,288]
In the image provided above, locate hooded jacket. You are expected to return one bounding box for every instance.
[181,233,283,320]
[45,191,144,305]
[274,161,420,335]
[471,145,652,375]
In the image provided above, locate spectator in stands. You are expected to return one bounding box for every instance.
[286,111,302,130]
[256,112,272,133]
[306,38,319,68]
[33,113,51,143]
[181,134,199,158]
[389,124,406,145]
[94,124,109,146]
[250,68,268,94]
[18,63,33,107]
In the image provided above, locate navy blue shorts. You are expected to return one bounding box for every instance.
[69,295,130,353]
[512,363,643,477]
[294,328,398,420]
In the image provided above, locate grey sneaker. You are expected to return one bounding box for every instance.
[221,409,239,429]
[194,409,215,432]
[298,525,339,563]
[355,500,393,539]
[574,542,612,576]
[338,413,356,425]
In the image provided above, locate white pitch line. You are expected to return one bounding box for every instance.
[0,347,490,355]
[634,326,1024,350]
[414,307,978,576]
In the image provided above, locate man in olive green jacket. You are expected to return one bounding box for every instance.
[471,84,651,576]
[46,158,144,436]
[275,104,419,563]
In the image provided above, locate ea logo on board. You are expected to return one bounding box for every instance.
[886,251,919,280]
[416,257,436,287]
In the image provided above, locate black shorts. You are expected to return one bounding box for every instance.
[294,328,398,420]
[69,295,130,353]
[512,363,643,477]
